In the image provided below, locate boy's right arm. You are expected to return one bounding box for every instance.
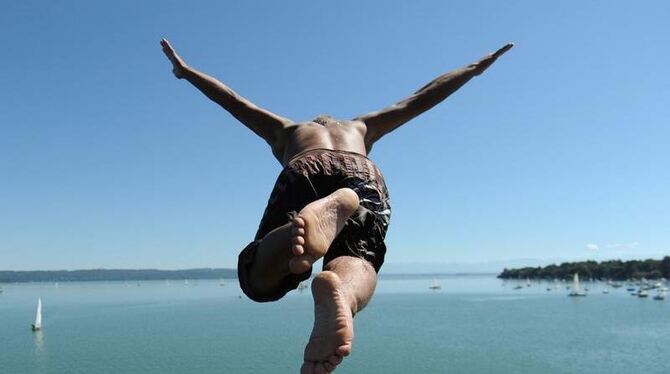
[160,39,291,145]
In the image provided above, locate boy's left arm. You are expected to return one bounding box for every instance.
[354,43,513,149]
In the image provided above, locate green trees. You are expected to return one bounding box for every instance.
[498,257,670,280]
[660,257,670,278]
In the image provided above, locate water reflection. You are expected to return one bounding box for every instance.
[33,330,45,352]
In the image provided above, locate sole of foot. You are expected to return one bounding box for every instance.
[301,271,353,374]
[289,188,359,274]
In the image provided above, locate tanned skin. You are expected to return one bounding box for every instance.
[161,39,512,374]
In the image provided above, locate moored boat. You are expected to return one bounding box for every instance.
[429,277,441,290]
[568,273,586,297]
[31,298,42,331]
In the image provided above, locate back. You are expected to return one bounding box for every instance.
[276,118,368,166]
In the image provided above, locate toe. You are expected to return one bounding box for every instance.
[293,236,305,246]
[293,216,305,228]
[323,362,335,372]
[336,344,351,357]
[328,355,342,366]
[289,255,314,273]
[296,254,314,267]
[314,362,328,374]
[292,244,304,256]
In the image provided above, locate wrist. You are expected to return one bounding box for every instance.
[176,64,191,80]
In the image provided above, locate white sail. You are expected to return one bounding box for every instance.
[573,273,581,294]
[34,298,42,330]
[429,277,441,290]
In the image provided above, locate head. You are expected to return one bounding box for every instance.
[312,114,335,125]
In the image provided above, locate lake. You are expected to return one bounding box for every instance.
[1,275,668,373]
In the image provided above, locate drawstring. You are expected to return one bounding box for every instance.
[305,175,319,199]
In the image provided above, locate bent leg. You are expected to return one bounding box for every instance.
[239,188,360,302]
[238,221,311,302]
[301,256,377,374]
[245,222,295,295]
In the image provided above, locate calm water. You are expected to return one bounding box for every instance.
[1,275,668,374]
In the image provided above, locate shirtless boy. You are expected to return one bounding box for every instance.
[161,39,512,374]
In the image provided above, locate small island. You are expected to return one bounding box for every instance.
[498,257,670,281]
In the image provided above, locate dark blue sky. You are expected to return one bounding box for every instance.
[1,1,669,270]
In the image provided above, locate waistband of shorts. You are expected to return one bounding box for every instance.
[286,148,371,165]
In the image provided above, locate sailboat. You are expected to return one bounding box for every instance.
[568,273,586,297]
[429,277,441,290]
[32,298,42,331]
[526,278,531,287]
[219,279,226,287]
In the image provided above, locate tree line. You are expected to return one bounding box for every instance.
[498,257,670,281]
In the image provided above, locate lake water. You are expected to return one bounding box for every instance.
[1,275,668,374]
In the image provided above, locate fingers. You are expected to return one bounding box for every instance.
[471,42,513,74]
[160,42,172,58]
[493,42,514,58]
[160,38,177,57]
[160,38,172,49]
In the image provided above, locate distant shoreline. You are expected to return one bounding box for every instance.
[0,269,497,283]
[498,257,670,281]
[0,268,236,283]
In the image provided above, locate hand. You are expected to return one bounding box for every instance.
[160,38,188,79]
[492,42,514,59]
[472,42,514,75]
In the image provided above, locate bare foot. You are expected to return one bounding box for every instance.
[301,271,354,374]
[289,188,359,274]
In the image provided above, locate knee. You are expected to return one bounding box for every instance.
[238,275,281,303]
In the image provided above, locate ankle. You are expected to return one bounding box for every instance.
[314,271,359,314]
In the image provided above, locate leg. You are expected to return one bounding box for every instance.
[242,188,360,299]
[301,257,377,374]
[245,222,294,295]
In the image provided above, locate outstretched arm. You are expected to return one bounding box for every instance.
[160,39,291,145]
[354,43,513,148]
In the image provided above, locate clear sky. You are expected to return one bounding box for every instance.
[1,1,669,271]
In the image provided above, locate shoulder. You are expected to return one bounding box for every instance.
[341,119,367,137]
[345,119,373,149]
